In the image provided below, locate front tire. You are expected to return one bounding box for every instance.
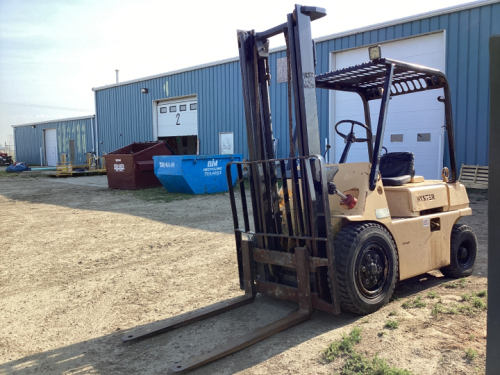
[440,224,477,278]
[334,223,398,315]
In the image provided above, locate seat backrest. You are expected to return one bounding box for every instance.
[379,152,415,178]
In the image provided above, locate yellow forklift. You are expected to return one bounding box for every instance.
[123,5,477,371]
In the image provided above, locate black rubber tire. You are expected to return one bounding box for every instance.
[440,224,477,278]
[334,223,398,315]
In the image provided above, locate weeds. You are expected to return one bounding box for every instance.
[402,295,426,309]
[324,327,362,361]
[324,327,413,374]
[112,187,195,203]
[413,296,426,308]
[431,303,445,316]
[427,291,439,299]
[378,331,387,337]
[385,320,399,329]
[432,297,487,317]
[0,171,18,178]
[461,293,472,302]
[465,348,477,361]
[469,334,475,341]
[457,305,474,314]
[443,278,468,289]
[472,297,487,310]
[476,290,487,298]
[388,310,397,316]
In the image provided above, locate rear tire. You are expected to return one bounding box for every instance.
[440,224,477,278]
[334,223,398,315]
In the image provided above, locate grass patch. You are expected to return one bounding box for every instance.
[402,295,426,309]
[472,297,487,310]
[469,334,475,341]
[476,290,487,298]
[465,348,477,361]
[461,293,472,302]
[443,278,468,289]
[432,297,487,317]
[0,171,18,178]
[388,310,397,316]
[431,303,445,317]
[341,352,414,374]
[324,328,413,374]
[457,305,474,314]
[427,291,439,299]
[324,327,362,361]
[378,331,387,337]
[413,296,426,308]
[384,320,399,329]
[112,187,196,203]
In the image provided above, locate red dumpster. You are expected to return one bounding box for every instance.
[104,141,173,189]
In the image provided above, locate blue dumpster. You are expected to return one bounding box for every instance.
[153,154,243,194]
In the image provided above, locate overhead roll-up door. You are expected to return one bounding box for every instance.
[330,32,446,179]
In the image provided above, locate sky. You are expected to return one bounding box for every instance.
[0,0,475,145]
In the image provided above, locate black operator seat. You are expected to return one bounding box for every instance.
[379,152,415,186]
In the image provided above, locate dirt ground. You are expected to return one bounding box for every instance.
[0,172,488,374]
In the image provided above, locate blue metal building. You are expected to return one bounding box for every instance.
[13,115,96,166]
[92,0,499,175]
[13,1,499,172]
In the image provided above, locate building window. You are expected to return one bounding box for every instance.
[417,133,431,142]
[190,103,197,110]
[391,134,403,142]
[160,107,167,113]
[179,104,187,111]
[169,106,176,112]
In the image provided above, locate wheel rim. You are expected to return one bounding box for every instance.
[355,242,389,299]
[458,239,473,269]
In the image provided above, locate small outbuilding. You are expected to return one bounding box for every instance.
[12,115,96,166]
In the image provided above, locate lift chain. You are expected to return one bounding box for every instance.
[253,41,262,160]
[285,30,294,158]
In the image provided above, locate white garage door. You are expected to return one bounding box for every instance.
[44,128,57,166]
[157,97,198,137]
[329,32,446,179]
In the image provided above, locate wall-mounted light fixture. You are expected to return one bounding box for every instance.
[141,88,148,94]
[368,45,382,61]
[32,125,36,129]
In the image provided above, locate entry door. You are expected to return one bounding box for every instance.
[44,128,57,166]
[330,32,445,179]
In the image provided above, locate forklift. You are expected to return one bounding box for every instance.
[123,5,477,371]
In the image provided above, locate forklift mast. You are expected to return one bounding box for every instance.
[237,5,324,161]
[231,5,340,314]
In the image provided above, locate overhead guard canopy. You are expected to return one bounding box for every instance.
[315,58,448,101]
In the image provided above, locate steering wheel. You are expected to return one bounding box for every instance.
[335,120,372,143]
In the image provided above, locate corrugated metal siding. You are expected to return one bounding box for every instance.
[95,1,498,167]
[95,61,248,158]
[314,1,499,168]
[14,117,95,165]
